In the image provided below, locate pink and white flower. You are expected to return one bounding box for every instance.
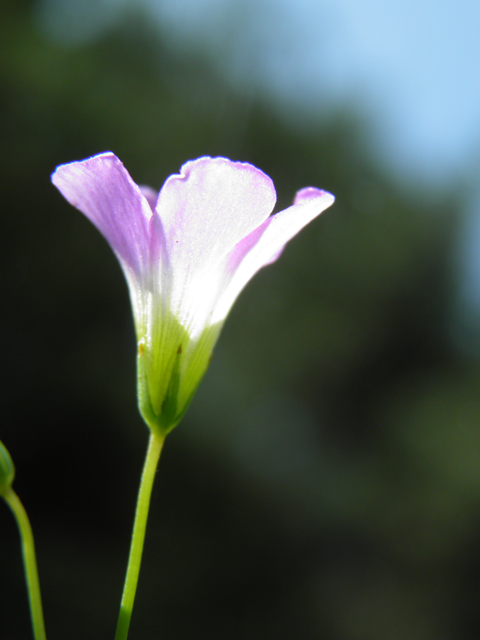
[52,153,334,433]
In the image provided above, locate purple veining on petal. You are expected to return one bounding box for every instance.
[51,152,153,278]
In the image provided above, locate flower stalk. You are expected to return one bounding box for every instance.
[114,431,166,640]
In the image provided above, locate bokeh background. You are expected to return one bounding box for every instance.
[2,0,480,638]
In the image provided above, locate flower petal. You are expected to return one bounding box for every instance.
[212,188,335,323]
[51,152,154,278]
[139,185,158,212]
[152,156,277,335]
[155,156,276,272]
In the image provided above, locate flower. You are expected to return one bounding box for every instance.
[52,153,334,435]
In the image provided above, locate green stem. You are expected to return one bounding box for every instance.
[3,487,47,640]
[115,431,165,640]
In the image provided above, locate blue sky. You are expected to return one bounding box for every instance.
[144,0,480,185]
[38,0,480,184]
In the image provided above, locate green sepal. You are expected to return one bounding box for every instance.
[0,440,15,495]
[136,310,222,436]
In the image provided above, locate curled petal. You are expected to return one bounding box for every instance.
[213,188,335,324]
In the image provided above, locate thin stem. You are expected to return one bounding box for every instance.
[3,487,47,640]
[115,431,165,640]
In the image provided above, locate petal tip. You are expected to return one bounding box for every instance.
[51,151,119,182]
[294,187,335,207]
[177,156,276,194]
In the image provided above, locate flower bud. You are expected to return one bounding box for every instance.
[0,440,15,495]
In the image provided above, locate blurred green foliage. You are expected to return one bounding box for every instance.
[1,1,480,639]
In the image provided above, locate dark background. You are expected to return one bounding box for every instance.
[2,1,480,639]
